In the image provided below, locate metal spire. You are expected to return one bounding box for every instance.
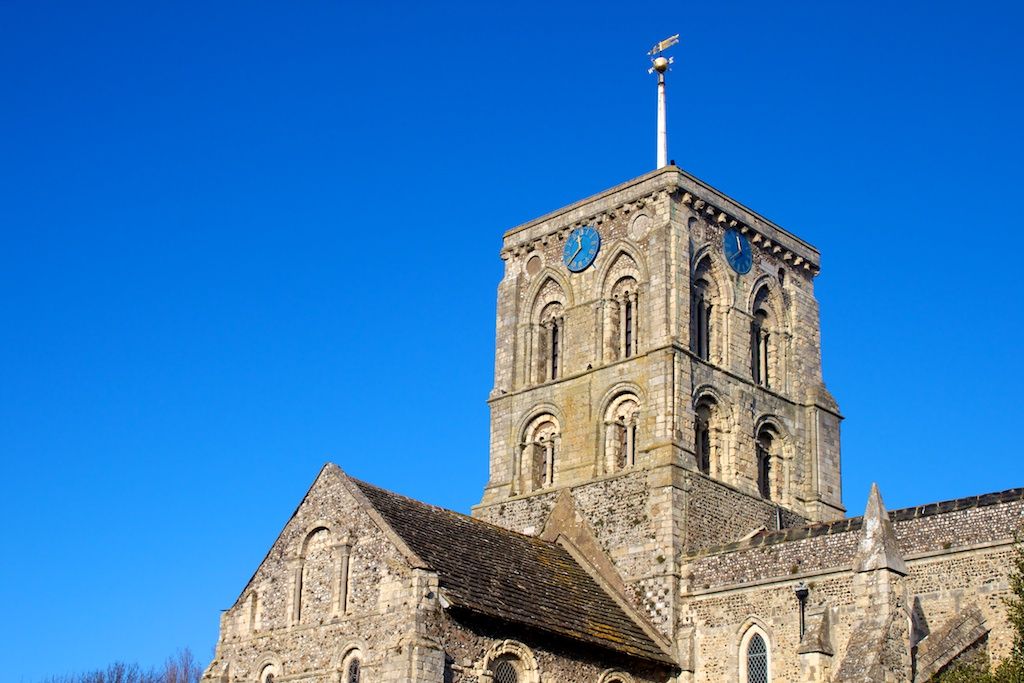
[648,34,679,169]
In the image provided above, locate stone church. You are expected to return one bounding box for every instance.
[201,166,1022,682]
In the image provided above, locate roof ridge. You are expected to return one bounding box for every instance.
[351,478,562,547]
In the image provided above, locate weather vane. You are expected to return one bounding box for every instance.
[648,34,679,170]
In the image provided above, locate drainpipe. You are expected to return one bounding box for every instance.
[794,582,809,637]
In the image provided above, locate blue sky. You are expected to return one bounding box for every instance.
[2,1,1022,680]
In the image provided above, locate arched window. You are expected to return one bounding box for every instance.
[751,310,769,387]
[603,393,640,473]
[258,664,278,683]
[492,658,520,683]
[517,413,560,492]
[598,674,633,683]
[527,277,568,386]
[756,426,776,500]
[243,589,258,633]
[691,277,712,361]
[609,276,639,360]
[346,659,361,683]
[746,633,769,683]
[691,255,718,362]
[482,640,537,683]
[600,251,643,364]
[294,527,334,625]
[694,399,714,476]
[538,301,565,382]
[751,285,774,388]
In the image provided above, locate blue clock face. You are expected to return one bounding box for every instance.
[723,228,753,274]
[563,226,601,272]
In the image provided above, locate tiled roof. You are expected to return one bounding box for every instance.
[353,479,675,666]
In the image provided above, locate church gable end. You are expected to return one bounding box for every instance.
[207,464,433,682]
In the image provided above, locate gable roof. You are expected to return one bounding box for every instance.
[352,478,676,666]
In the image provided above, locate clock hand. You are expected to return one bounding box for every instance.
[735,233,742,252]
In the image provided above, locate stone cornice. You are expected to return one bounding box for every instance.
[499,166,822,276]
[679,189,819,276]
[500,175,674,262]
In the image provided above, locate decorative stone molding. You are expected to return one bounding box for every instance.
[680,190,819,275]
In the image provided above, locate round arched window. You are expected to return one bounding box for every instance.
[493,658,519,683]
[346,658,361,683]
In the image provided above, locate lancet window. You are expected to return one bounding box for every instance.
[692,278,712,360]
[690,256,718,362]
[751,285,774,388]
[746,633,769,683]
[755,426,777,500]
[694,398,714,476]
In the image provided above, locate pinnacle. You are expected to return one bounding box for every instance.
[853,483,908,575]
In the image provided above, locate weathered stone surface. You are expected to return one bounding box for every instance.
[913,606,989,682]
[799,609,834,656]
[201,167,1023,683]
[853,485,908,575]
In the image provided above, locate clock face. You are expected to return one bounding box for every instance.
[723,228,753,274]
[563,226,601,272]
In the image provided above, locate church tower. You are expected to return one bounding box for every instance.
[473,165,843,633]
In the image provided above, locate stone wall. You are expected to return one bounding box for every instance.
[482,165,843,532]
[685,489,1024,588]
[204,467,443,682]
[677,490,1024,682]
[436,610,672,683]
[474,468,674,632]
[680,470,808,555]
